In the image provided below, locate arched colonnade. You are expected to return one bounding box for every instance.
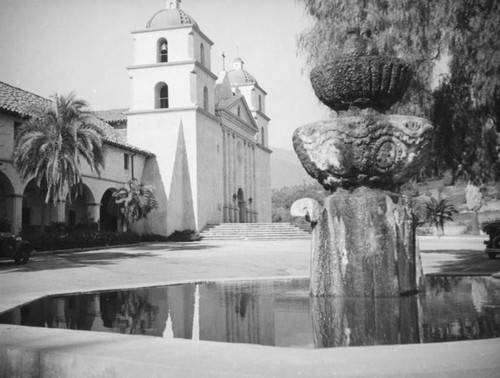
[0,172,122,234]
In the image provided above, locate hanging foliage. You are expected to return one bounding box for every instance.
[113,179,159,224]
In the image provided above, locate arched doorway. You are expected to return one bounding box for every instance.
[0,171,15,232]
[100,189,118,232]
[237,188,246,223]
[66,184,95,230]
[22,179,49,233]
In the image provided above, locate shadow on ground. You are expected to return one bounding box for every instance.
[130,243,218,252]
[0,243,220,273]
[423,249,500,274]
[0,251,153,273]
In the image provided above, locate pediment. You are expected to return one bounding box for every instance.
[224,95,257,130]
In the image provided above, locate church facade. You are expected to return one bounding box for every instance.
[0,2,271,236]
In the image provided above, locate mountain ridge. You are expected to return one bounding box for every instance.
[270,146,316,189]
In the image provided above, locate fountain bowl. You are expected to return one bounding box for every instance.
[310,56,412,112]
[293,114,433,191]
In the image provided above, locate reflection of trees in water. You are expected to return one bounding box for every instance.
[422,276,500,342]
[99,289,167,336]
[0,294,99,331]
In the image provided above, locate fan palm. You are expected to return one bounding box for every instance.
[113,179,158,231]
[424,197,458,236]
[14,93,105,204]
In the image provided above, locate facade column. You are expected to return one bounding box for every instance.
[5,194,23,234]
[228,133,234,223]
[244,141,249,223]
[86,203,101,225]
[52,201,66,223]
[222,129,228,222]
[252,144,257,223]
[232,134,238,223]
[249,143,254,223]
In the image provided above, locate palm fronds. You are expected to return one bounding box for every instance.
[14,92,105,204]
[113,179,159,224]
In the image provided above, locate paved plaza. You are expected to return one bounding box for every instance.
[1,236,500,377]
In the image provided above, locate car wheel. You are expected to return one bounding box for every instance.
[14,245,31,264]
[493,236,500,249]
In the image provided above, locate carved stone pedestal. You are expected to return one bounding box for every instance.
[310,187,422,297]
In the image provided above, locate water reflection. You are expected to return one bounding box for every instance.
[311,296,421,347]
[0,277,499,349]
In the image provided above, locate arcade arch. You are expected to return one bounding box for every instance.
[66,183,95,230]
[0,171,15,231]
[100,188,119,232]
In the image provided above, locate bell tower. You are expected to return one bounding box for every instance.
[126,3,222,235]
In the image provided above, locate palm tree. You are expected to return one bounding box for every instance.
[14,93,105,205]
[424,197,458,236]
[113,179,159,231]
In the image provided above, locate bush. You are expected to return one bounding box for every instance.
[424,196,458,236]
[141,233,170,242]
[24,229,141,251]
[168,229,200,242]
[0,217,11,232]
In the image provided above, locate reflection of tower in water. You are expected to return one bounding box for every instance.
[199,282,275,346]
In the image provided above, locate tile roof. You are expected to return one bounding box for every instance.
[0,81,50,117]
[0,81,153,156]
[95,108,128,124]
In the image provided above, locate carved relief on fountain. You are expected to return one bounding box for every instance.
[294,28,433,192]
[293,115,433,191]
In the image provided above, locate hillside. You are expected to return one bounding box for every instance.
[270,147,315,189]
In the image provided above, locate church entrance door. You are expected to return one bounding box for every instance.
[237,188,246,223]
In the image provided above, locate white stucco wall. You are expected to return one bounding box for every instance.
[254,145,272,222]
[196,111,223,229]
[128,109,200,235]
[0,113,19,160]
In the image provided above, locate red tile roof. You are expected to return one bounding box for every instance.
[0,81,153,156]
[95,108,128,124]
[0,81,50,117]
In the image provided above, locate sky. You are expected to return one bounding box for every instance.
[0,0,329,150]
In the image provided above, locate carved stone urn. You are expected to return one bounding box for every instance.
[292,28,432,297]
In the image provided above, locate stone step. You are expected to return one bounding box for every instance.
[200,222,310,241]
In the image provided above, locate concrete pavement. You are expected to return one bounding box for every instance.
[1,236,500,377]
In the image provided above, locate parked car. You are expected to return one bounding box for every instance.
[0,232,34,264]
[482,221,500,260]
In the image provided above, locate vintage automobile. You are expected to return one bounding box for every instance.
[482,221,500,260]
[0,232,34,264]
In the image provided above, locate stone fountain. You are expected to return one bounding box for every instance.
[292,28,433,297]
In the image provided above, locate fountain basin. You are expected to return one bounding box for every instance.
[1,277,499,348]
[293,115,433,191]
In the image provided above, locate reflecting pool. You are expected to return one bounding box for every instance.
[1,276,499,348]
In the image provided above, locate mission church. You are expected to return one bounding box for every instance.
[0,1,272,236]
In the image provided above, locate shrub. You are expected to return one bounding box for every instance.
[168,229,200,242]
[0,217,11,232]
[424,197,458,236]
[24,229,141,251]
[141,233,170,242]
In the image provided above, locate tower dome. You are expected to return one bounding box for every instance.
[146,0,197,29]
[227,58,258,86]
